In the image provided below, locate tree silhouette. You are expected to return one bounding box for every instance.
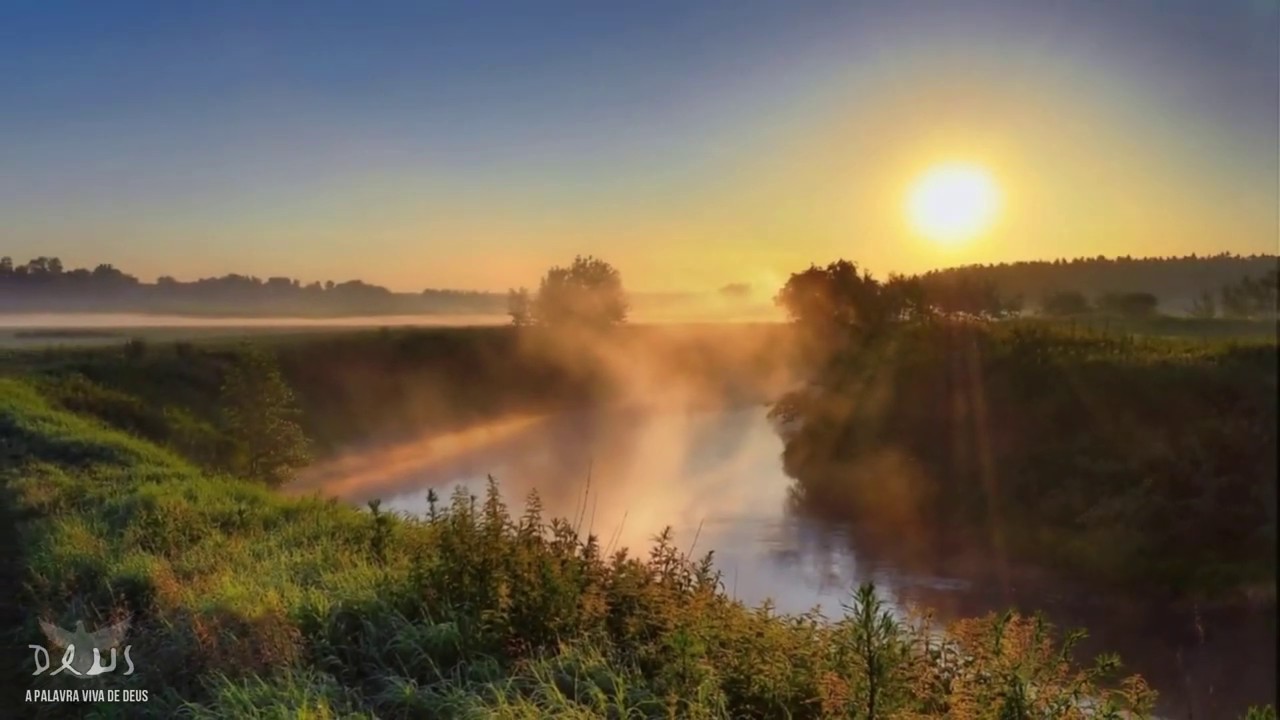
[882,274,931,321]
[507,287,534,326]
[512,255,628,328]
[1188,289,1217,319]
[775,260,888,336]
[775,260,1020,338]
[921,275,1019,319]
[919,253,1276,312]
[1220,270,1278,318]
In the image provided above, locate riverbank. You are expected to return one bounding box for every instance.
[773,319,1278,604]
[4,322,1273,605]
[0,374,1183,718]
[283,397,1277,718]
[1,324,1275,716]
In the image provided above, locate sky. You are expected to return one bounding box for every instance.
[1,0,1277,292]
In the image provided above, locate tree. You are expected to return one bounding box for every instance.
[522,255,628,328]
[507,287,534,326]
[1221,282,1250,318]
[219,345,311,486]
[775,260,888,336]
[926,276,1016,319]
[1221,270,1279,318]
[1188,289,1217,319]
[882,273,930,321]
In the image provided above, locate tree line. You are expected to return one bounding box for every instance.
[502,252,1280,337]
[1039,269,1278,319]
[1187,270,1280,319]
[5,252,1275,321]
[0,255,504,316]
[919,252,1277,313]
[772,260,1278,338]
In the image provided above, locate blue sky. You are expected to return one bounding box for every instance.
[2,1,1276,290]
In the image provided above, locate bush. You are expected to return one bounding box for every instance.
[219,345,311,486]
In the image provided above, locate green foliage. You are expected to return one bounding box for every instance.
[270,323,790,451]
[4,322,793,456]
[0,376,1192,719]
[774,260,1018,352]
[36,371,228,467]
[219,344,311,486]
[772,320,1278,598]
[775,260,891,336]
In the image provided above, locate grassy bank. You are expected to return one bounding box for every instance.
[0,374,1181,718]
[1,323,795,455]
[773,319,1277,602]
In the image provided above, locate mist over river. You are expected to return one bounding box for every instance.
[295,404,1276,719]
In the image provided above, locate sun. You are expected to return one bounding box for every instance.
[906,163,1000,244]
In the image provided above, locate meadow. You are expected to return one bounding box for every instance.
[0,374,1173,719]
[0,319,1274,718]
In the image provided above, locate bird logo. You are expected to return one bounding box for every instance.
[34,617,134,677]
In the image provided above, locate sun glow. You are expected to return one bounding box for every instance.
[906,163,1001,244]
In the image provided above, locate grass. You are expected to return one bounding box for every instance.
[0,373,1186,719]
[0,321,1274,717]
[1,323,796,454]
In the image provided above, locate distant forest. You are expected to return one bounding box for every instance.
[0,252,1275,318]
[0,256,505,317]
[920,253,1277,315]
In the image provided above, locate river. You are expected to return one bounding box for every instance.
[294,404,1276,719]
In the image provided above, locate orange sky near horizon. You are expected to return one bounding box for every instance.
[3,2,1276,293]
